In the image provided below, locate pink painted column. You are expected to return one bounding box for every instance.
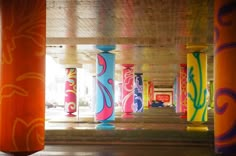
[148,81,154,107]
[179,64,187,118]
[64,68,77,116]
[175,74,182,113]
[122,64,134,114]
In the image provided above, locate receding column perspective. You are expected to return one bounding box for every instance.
[179,64,187,118]
[122,64,134,114]
[187,50,208,123]
[0,1,224,156]
[64,68,77,116]
[0,0,46,154]
[95,45,115,123]
[214,0,236,154]
[173,77,178,109]
[175,74,181,113]
[134,73,143,112]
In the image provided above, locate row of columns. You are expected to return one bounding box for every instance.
[94,46,155,123]
[0,0,236,155]
[63,63,154,119]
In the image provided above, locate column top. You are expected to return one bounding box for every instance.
[96,45,116,52]
[186,44,208,52]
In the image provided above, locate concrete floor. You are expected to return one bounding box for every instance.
[35,145,215,156]
[0,107,217,156]
[0,145,215,156]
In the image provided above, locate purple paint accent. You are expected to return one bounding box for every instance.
[215,88,236,114]
[216,143,236,155]
[217,2,236,26]
[96,80,114,120]
[215,42,236,55]
[97,54,106,76]
[216,121,236,142]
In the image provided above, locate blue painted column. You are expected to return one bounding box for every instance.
[95,45,115,123]
[134,73,143,112]
[173,77,178,108]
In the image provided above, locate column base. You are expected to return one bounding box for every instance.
[180,111,187,119]
[3,151,39,156]
[121,112,134,119]
[66,113,76,117]
[186,122,208,131]
[96,123,115,130]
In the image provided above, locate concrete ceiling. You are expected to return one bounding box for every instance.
[46,0,214,88]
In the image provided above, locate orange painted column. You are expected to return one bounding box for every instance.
[214,0,236,154]
[0,0,46,155]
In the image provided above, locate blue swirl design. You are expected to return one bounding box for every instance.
[215,88,236,114]
[217,2,236,26]
[134,73,143,112]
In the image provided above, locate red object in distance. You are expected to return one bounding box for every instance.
[156,94,170,102]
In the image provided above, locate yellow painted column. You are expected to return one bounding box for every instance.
[187,49,208,123]
[0,0,46,155]
[143,80,149,109]
[214,0,236,154]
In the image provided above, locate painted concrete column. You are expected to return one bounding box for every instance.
[148,81,154,107]
[122,64,134,114]
[173,77,178,108]
[187,51,207,123]
[0,0,46,154]
[214,0,236,154]
[143,80,149,109]
[134,73,143,112]
[175,74,182,113]
[179,64,187,118]
[91,75,96,112]
[64,68,77,116]
[208,80,214,108]
[95,45,115,123]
